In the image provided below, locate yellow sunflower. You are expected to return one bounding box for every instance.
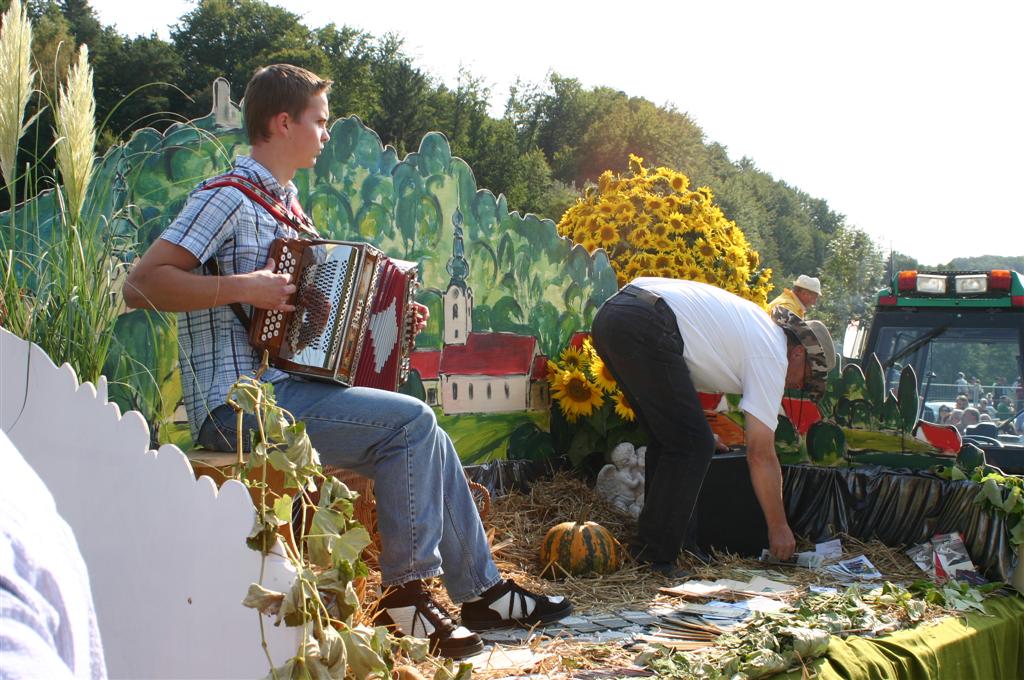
[613,391,637,422]
[628,154,645,176]
[669,173,688,193]
[653,252,674,270]
[587,351,618,393]
[552,369,605,420]
[597,223,621,249]
[695,237,716,259]
[559,346,587,371]
[546,360,564,387]
[631,252,655,270]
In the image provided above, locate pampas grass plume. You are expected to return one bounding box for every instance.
[54,44,96,226]
[0,0,35,194]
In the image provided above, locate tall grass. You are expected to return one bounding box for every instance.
[0,0,35,247]
[0,4,131,385]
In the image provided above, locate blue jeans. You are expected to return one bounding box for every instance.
[197,378,501,602]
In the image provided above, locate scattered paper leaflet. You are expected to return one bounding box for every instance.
[906,532,977,581]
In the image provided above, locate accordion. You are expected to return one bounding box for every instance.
[249,238,418,390]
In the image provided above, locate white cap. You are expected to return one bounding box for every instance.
[793,275,822,296]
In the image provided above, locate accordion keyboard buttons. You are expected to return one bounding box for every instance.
[280,248,296,276]
[261,309,284,341]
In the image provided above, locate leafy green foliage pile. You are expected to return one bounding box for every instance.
[638,580,998,679]
[935,465,1024,546]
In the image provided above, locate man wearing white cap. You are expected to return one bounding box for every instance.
[768,274,821,318]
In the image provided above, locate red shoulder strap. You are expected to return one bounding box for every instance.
[202,173,319,237]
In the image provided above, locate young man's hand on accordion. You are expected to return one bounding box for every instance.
[250,257,298,312]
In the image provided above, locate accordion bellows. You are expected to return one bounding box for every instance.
[250,238,418,390]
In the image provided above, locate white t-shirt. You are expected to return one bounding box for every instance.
[631,278,788,431]
[0,430,107,680]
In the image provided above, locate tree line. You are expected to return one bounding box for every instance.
[5,0,1019,341]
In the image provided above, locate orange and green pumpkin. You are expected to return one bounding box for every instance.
[539,521,621,578]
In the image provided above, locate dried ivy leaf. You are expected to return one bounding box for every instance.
[317,570,360,624]
[230,381,262,413]
[905,598,927,621]
[246,515,279,554]
[743,648,788,678]
[784,626,830,658]
[273,494,293,524]
[339,626,391,680]
[398,635,429,663]
[241,583,285,618]
[308,508,370,568]
[284,422,319,469]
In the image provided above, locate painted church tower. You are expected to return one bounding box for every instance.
[443,208,473,346]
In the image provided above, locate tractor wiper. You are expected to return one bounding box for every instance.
[885,324,949,369]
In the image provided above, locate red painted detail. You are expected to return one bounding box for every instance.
[698,392,724,411]
[782,397,822,434]
[440,332,538,376]
[568,331,591,348]
[410,350,441,380]
[1012,296,1024,307]
[531,355,549,381]
[913,420,962,454]
[879,295,898,306]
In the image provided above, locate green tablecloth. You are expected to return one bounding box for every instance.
[779,594,1024,679]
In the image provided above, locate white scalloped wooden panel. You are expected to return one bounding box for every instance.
[1,327,301,678]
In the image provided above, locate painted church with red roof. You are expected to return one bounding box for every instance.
[409,211,551,415]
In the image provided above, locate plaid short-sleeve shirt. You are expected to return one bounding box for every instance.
[160,156,300,439]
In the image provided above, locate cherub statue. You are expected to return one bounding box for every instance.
[595,442,645,519]
[627,446,646,519]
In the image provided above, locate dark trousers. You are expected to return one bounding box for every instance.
[591,285,715,562]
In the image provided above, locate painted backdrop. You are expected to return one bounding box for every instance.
[6,79,618,462]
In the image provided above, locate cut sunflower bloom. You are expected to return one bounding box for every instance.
[613,391,637,422]
[559,345,587,371]
[587,351,618,394]
[552,369,605,420]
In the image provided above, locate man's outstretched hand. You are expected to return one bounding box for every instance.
[768,522,796,561]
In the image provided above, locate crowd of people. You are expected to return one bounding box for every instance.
[937,374,1024,435]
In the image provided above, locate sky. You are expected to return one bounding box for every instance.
[89,0,1023,267]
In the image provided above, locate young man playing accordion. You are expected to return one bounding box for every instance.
[125,64,571,659]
